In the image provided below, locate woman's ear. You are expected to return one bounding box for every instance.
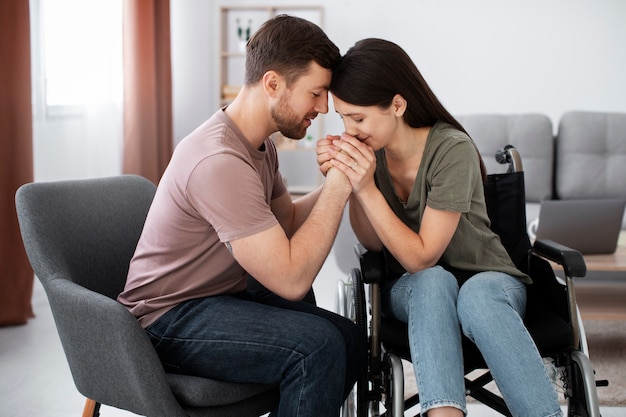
[262,70,282,98]
[392,94,407,117]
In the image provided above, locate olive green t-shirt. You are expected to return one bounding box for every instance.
[375,122,530,284]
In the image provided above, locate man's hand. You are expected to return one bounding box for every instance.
[324,159,352,197]
[316,134,341,176]
[326,134,377,195]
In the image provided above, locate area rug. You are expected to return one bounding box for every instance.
[583,319,626,406]
[402,319,626,407]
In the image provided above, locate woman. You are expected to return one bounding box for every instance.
[317,38,561,417]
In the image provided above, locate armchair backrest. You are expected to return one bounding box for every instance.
[16,175,155,298]
[15,175,191,417]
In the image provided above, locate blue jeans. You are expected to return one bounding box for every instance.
[382,266,562,417]
[146,278,366,417]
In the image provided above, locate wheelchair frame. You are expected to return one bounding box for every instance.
[338,147,605,417]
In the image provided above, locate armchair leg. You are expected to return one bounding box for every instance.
[81,398,100,417]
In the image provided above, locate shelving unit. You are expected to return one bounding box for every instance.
[219,5,326,193]
[218,5,324,108]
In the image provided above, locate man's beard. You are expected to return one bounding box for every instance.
[271,94,315,139]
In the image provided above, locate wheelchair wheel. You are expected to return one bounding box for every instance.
[565,360,589,417]
[563,350,601,417]
[382,353,405,417]
[352,268,371,417]
[337,271,370,417]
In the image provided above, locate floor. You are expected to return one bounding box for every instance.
[1,280,624,417]
[574,277,626,321]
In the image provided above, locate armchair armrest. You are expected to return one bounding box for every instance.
[532,239,587,278]
[46,277,185,416]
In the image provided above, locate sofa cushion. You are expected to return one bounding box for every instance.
[456,114,554,203]
[555,111,626,200]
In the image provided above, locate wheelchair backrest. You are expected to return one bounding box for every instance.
[484,170,532,272]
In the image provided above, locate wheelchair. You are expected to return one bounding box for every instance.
[337,146,606,417]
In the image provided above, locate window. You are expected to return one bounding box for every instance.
[31,0,123,117]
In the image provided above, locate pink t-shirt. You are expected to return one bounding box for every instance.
[118,109,288,327]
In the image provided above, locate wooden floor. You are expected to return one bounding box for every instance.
[575,280,626,320]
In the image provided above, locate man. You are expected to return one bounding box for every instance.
[118,15,366,417]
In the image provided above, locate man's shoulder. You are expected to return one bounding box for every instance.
[176,112,241,156]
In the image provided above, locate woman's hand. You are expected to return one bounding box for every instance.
[327,134,376,194]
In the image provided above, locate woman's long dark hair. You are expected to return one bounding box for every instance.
[330,38,486,181]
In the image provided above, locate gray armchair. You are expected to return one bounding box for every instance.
[15,175,277,417]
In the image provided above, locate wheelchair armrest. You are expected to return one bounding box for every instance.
[355,244,386,284]
[532,239,587,278]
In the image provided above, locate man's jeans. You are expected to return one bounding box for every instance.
[146,278,367,417]
[382,266,562,417]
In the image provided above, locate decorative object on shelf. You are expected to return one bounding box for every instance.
[236,18,252,53]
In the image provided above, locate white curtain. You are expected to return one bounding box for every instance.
[32,0,123,181]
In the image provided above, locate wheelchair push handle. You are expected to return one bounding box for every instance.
[495,145,523,173]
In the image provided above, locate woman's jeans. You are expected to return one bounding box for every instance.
[382,266,562,417]
[145,278,367,417]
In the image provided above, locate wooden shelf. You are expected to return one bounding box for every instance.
[218,5,324,111]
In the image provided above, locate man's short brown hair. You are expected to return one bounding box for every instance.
[244,14,340,87]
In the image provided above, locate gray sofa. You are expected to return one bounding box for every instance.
[458,111,626,230]
[555,111,626,202]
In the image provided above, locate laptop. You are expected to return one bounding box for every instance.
[535,198,626,254]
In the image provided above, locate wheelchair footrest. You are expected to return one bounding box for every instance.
[596,379,609,387]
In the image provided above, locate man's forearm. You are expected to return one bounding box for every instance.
[290,186,323,234]
[287,171,351,283]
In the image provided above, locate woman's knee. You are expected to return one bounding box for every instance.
[384,266,458,322]
[457,272,526,334]
[405,266,458,297]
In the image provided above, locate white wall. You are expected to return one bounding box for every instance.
[172,0,626,143]
[170,0,214,143]
[170,0,626,311]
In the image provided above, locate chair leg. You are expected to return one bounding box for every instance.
[81,398,99,417]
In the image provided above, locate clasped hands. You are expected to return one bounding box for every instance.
[316,133,376,194]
